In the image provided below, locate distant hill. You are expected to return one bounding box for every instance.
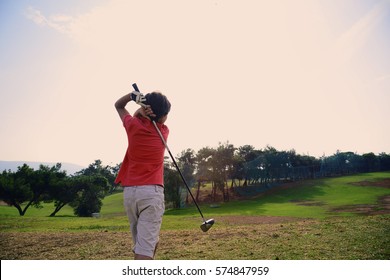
[0,161,85,175]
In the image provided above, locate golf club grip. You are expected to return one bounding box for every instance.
[132,83,140,92]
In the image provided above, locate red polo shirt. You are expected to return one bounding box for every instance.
[115,114,169,187]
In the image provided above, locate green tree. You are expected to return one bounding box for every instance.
[77,160,117,193]
[70,175,109,217]
[195,147,215,201]
[378,153,390,171]
[164,159,183,209]
[0,163,66,216]
[35,163,67,204]
[0,168,32,216]
[233,145,260,186]
[362,153,379,172]
[48,176,82,217]
[209,142,236,202]
[177,149,196,204]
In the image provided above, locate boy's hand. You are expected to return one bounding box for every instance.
[130,91,147,107]
[134,105,156,120]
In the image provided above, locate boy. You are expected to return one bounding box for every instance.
[114,89,171,260]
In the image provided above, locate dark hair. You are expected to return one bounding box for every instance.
[145,92,171,121]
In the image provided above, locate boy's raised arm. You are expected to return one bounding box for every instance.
[114,94,132,121]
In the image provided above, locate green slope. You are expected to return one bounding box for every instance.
[0,172,389,232]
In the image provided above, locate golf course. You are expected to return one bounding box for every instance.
[1,172,389,260]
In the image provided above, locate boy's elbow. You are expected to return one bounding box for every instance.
[114,100,122,110]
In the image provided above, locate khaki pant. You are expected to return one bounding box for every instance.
[123,185,165,258]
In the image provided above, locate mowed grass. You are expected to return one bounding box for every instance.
[1,172,389,231]
[2,215,388,260]
[0,172,389,259]
[164,172,390,222]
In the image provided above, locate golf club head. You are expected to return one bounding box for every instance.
[200,218,215,232]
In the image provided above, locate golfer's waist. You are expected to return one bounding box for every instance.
[123,184,164,188]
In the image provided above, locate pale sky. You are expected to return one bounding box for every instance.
[1,0,390,167]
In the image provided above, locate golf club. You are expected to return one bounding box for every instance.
[132,83,214,232]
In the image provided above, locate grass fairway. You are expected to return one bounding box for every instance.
[0,172,389,259]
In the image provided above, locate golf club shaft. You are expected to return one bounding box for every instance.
[132,83,206,222]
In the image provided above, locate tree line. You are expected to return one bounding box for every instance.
[1,144,390,216]
[0,160,116,217]
[164,144,390,207]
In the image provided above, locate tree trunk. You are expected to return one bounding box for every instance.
[225,181,230,202]
[49,203,67,217]
[196,181,201,202]
[13,203,24,216]
[211,181,216,202]
[21,200,34,216]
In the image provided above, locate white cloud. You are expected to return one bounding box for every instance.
[25,6,47,25]
[25,6,74,34]
[333,1,389,62]
[49,14,75,23]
